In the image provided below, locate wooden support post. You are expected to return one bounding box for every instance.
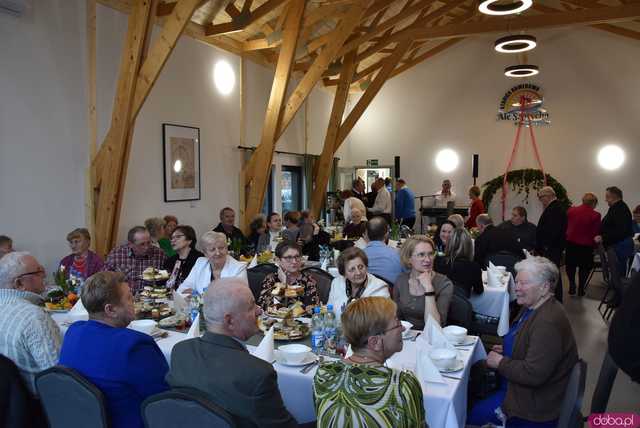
[86,0,97,245]
[242,0,306,230]
[310,51,357,218]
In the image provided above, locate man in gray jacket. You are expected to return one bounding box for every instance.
[166,278,298,428]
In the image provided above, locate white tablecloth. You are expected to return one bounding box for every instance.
[469,271,515,336]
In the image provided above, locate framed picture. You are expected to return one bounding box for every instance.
[162,123,201,202]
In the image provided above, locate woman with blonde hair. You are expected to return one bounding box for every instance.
[144,217,175,257]
[313,297,425,428]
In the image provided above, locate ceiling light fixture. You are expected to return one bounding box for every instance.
[479,0,532,16]
[504,64,539,77]
[494,34,537,53]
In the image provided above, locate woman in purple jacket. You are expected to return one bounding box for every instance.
[58,228,104,285]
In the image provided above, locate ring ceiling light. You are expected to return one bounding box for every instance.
[479,0,533,16]
[504,64,539,78]
[494,35,537,53]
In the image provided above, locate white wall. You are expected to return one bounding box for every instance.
[342,29,640,223]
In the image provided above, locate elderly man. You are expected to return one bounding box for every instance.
[59,271,169,428]
[536,186,567,303]
[167,278,298,428]
[434,179,456,208]
[342,190,367,224]
[213,207,247,250]
[499,206,537,254]
[0,252,61,393]
[351,178,366,201]
[595,186,634,276]
[368,178,392,224]
[566,193,601,296]
[103,226,166,293]
[363,217,403,284]
[395,178,416,229]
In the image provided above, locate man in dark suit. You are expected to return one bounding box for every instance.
[474,214,522,267]
[498,206,537,254]
[167,278,298,428]
[536,186,567,303]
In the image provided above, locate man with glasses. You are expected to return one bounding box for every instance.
[0,251,62,393]
[103,226,166,293]
[536,186,567,303]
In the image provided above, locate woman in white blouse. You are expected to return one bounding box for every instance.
[177,231,247,295]
[328,247,390,320]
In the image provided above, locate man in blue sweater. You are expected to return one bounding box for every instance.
[394,179,416,229]
[59,272,169,428]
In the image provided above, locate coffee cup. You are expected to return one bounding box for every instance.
[128,319,157,335]
[443,325,467,345]
[429,348,457,370]
[279,344,311,364]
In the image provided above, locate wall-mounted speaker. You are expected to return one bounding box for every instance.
[394,156,400,179]
[472,154,479,178]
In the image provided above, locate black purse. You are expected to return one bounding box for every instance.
[468,360,499,404]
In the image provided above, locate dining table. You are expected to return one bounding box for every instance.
[469,270,516,336]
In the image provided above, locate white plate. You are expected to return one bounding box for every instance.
[274,351,318,367]
[438,359,464,373]
[453,336,476,347]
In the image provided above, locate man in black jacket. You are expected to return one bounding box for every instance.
[474,214,522,267]
[498,206,537,254]
[536,186,567,303]
[595,186,634,275]
[608,271,640,383]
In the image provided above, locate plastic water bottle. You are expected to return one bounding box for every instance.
[189,291,200,324]
[324,304,337,355]
[311,307,324,354]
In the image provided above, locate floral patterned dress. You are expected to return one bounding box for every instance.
[258,271,320,310]
[313,361,426,428]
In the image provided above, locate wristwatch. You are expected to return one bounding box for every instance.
[424,291,436,297]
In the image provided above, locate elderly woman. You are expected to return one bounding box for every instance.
[434,220,456,253]
[313,297,425,428]
[342,207,366,240]
[468,256,578,427]
[164,225,204,290]
[327,247,389,319]
[163,215,178,237]
[59,228,104,284]
[434,228,483,297]
[258,242,319,310]
[177,231,248,295]
[393,235,453,328]
[247,215,268,254]
[465,185,485,228]
[144,217,175,257]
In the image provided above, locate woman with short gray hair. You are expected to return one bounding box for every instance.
[468,256,578,427]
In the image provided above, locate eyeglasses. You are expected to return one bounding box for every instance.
[16,269,46,280]
[412,251,433,259]
[380,318,403,335]
[281,255,301,262]
[171,234,186,240]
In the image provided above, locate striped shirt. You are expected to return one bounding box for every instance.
[0,289,62,393]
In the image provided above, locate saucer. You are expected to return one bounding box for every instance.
[453,336,476,347]
[438,360,464,373]
[275,351,318,367]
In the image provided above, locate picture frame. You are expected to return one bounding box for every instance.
[162,123,201,202]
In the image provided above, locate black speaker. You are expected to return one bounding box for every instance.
[472,154,479,178]
[394,156,400,179]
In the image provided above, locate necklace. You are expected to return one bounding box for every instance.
[347,354,383,365]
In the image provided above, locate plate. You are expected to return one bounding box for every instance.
[45,308,70,313]
[453,336,477,347]
[159,314,186,328]
[438,360,464,373]
[275,351,317,367]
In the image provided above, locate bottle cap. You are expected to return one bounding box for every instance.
[314,307,321,313]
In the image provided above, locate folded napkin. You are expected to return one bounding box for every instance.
[344,343,353,359]
[488,261,497,270]
[523,248,533,259]
[320,258,329,271]
[354,237,367,249]
[487,269,503,288]
[421,315,455,350]
[248,254,258,269]
[253,326,275,362]
[415,341,445,384]
[186,313,201,338]
[69,299,88,316]
[172,291,188,314]
[388,239,399,248]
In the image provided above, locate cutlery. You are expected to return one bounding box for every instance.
[300,356,324,374]
[441,373,462,381]
[411,332,422,342]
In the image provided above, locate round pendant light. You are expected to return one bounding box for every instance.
[494,35,537,53]
[504,64,539,77]
[479,0,533,16]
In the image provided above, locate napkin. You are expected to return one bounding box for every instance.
[422,315,455,350]
[172,290,188,315]
[253,326,275,362]
[388,239,399,248]
[523,248,533,259]
[415,341,445,384]
[320,258,329,271]
[187,313,201,338]
[354,237,367,249]
[68,298,88,316]
[248,254,258,269]
[487,269,503,288]
[344,343,353,359]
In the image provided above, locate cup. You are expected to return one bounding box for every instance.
[443,325,467,345]
[128,319,157,335]
[429,348,457,370]
[279,344,311,364]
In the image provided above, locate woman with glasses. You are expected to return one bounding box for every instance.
[393,235,453,328]
[327,247,389,320]
[258,242,319,310]
[164,225,204,290]
[177,232,248,295]
[313,297,425,428]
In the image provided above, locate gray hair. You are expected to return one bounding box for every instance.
[0,251,30,289]
[200,231,227,248]
[203,278,252,324]
[514,256,559,292]
[476,214,493,226]
[144,217,165,239]
[539,186,556,197]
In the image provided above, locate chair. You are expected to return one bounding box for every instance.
[246,263,278,301]
[557,359,587,428]
[35,366,108,428]
[486,251,520,277]
[590,352,619,414]
[301,266,334,304]
[583,250,603,292]
[0,354,35,428]
[446,287,473,330]
[142,388,236,428]
[598,247,630,321]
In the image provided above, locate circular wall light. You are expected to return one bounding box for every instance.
[213,60,235,95]
[504,64,539,77]
[494,35,537,53]
[479,0,532,16]
[435,149,459,173]
[597,145,625,170]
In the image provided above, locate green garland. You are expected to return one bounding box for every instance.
[482,169,572,211]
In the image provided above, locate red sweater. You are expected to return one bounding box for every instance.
[566,204,601,247]
[465,198,485,228]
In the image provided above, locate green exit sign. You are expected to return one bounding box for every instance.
[366,159,379,167]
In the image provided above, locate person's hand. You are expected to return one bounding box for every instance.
[418,271,434,293]
[594,235,603,244]
[491,344,503,354]
[181,288,193,295]
[486,351,503,369]
[313,223,320,235]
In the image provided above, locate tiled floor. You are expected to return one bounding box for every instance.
[562,272,640,414]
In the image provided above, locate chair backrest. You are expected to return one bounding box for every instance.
[301,267,334,304]
[486,251,519,277]
[36,366,108,428]
[0,354,33,428]
[590,352,619,414]
[446,288,473,330]
[596,244,610,284]
[142,388,236,428]
[246,263,278,301]
[605,247,626,298]
[557,359,587,428]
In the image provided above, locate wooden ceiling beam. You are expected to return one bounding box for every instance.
[205,0,290,36]
[390,37,463,78]
[224,1,241,19]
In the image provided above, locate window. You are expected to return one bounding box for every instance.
[281,166,302,213]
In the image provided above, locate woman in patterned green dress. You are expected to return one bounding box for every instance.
[313,297,426,428]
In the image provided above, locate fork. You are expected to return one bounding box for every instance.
[300,356,324,374]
